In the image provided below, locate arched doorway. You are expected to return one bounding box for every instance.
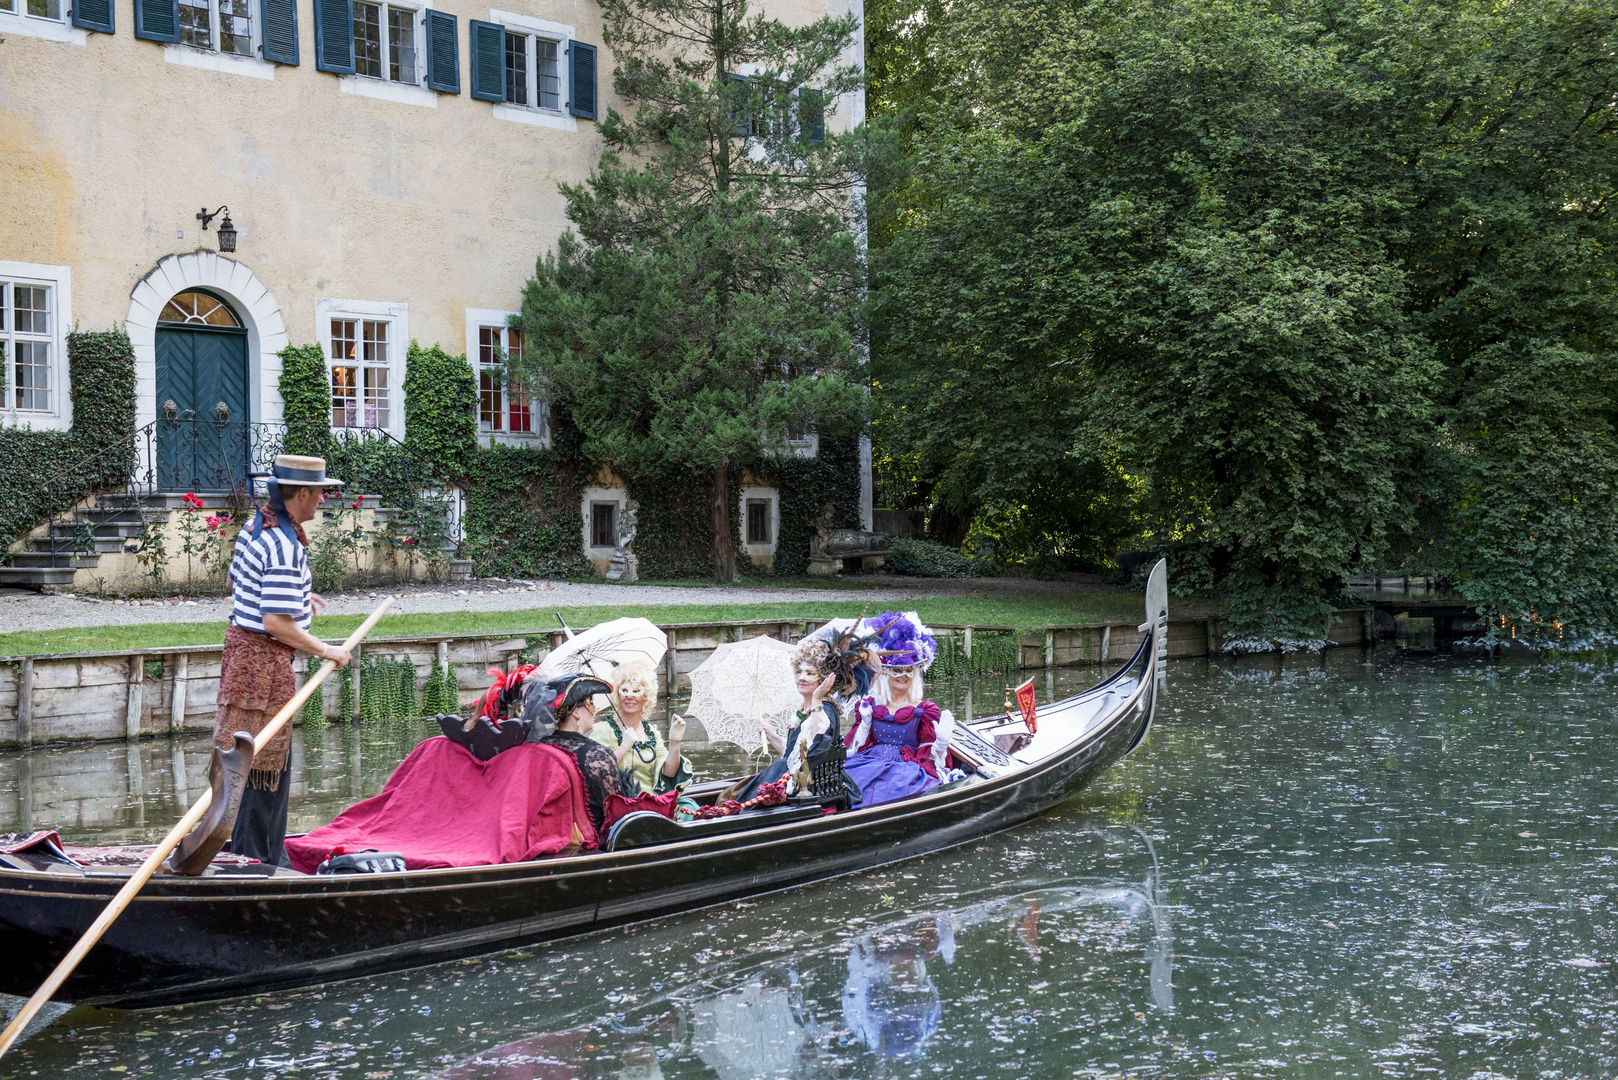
[155,290,251,492]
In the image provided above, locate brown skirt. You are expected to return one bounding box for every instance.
[214,623,296,790]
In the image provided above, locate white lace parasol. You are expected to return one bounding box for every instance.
[542,616,667,679]
[687,635,800,754]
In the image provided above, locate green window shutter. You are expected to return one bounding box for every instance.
[801,87,825,145]
[312,0,354,73]
[260,0,299,65]
[425,10,460,94]
[134,0,179,42]
[470,20,504,101]
[72,0,114,34]
[567,40,597,119]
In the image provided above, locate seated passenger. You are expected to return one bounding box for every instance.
[539,675,632,834]
[843,612,956,808]
[591,659,693,796]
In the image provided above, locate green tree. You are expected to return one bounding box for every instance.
[518,0,868,582]
[876,0,1618,645]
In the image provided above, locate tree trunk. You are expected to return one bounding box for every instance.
[927,500,975,548]
[711,464,734,583]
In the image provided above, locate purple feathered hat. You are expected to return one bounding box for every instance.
[871,610,937,672]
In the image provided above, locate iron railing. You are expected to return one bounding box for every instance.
[15,420,460,572]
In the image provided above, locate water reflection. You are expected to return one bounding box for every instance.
[7,653,1618,1079]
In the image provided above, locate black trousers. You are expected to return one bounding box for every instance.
[228,762,292,867]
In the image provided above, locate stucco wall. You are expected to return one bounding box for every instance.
[0,0,864,431]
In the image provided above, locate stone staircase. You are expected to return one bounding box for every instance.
[1,493,470,592]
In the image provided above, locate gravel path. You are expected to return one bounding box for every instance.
[0,574,1136,635]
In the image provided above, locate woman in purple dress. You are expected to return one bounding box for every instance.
[843,612,957,808]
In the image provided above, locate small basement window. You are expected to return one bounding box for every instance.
[746,499,770,544]
[591,501,617,549]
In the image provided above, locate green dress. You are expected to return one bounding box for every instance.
[589,714,694,795]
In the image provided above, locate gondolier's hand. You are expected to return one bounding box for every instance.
[311,593,328,616]
[317,643,352,668]
[669,715,687,743]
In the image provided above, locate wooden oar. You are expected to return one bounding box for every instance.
[0,598,395,1060]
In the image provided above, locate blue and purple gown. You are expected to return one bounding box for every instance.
[843,701,945,808]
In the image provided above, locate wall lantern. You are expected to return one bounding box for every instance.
[196,205,237,253]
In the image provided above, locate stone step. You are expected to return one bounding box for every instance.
[0,565,77,588]
[7,551,100,569]
[30,537,126,556]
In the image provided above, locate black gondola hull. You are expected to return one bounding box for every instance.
[0,638,1157,1008]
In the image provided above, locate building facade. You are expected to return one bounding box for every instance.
[1,0,869,539]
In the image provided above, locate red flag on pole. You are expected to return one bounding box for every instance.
[1015,678,1037,733]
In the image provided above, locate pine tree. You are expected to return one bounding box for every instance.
[520,0,869,582]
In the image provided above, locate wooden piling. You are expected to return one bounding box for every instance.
[1100,625,1111,665]
[125,656,144,739]
[16,659,33,747]
[964,627,973,660]
[1044,629,1055,668]
[169,654,188,732]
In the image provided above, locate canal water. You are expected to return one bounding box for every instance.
[3,651,1616,1079]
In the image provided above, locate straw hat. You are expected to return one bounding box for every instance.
[268,454,345,487]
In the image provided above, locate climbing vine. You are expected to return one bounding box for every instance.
[403,342,479,479]
[0,330,136,562]
[278,344,332,458]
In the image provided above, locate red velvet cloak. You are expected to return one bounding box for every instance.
[285,737,597,873]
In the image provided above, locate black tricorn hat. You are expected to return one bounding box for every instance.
[548,674,614,717]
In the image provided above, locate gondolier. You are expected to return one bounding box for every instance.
[217,454,351,866]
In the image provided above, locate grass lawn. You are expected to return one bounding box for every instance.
[0,590,1214,657]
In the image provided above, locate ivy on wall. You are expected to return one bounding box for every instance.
[460,442,594,579]
[403,342,479,479]
[1,330,137,560]
[278,344,332,457]
[622,436,864,580]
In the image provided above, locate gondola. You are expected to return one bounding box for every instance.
[0,567,1169,1009]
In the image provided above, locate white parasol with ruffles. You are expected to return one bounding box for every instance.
[687,635,801,755]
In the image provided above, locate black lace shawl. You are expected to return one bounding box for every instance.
[543,729,633,831]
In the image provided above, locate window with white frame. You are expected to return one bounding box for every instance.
[501,30,560,110]
[477,324,539,434]
[329,318,391,429]
[0,0,63,20]
[177,0,252,53]
[1,280,52,413]
[353,1,419,83]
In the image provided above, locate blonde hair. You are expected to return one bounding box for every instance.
[610,658,659,715]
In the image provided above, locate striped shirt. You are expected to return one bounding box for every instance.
[228,524,312,635]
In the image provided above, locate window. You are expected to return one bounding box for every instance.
[2,282,52,412]
[4,0,63,19]
[177,0,251,53]
[354,1,417,82]
[499,32,560,109]
[591,502,617,549]
[746,499,770,544]
[503,30,525,104]
[329,318,390,428]
[473,318,541,438]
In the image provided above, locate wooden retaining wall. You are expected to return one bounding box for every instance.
[0,610,1376,748]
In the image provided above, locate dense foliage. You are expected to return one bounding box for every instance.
[278,344,332,457]
[402,342,479,479]
[519,0,869,582]
[459,442,594,579]
[0,330,136,561]
[872,0,1618,644]
[884,536,979,579]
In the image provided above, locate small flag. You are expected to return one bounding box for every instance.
[1015,678,1037,733]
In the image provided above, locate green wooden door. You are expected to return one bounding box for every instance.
[155,322,250,492]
